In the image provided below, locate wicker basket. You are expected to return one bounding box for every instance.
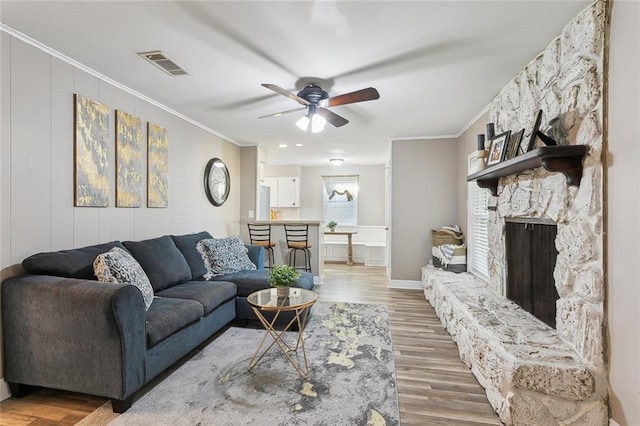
[432,229,465,246]
[432,245,467,273]
[431,228,466,273]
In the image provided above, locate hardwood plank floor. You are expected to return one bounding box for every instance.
[0,263,501,425]
[319,263,501,425]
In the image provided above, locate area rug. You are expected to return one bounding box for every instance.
[78,301,399,425]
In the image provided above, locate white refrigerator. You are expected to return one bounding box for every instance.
[258,185,271,220]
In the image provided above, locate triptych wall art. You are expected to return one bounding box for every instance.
[73,93,168,208]
[74,94,110,207]
[146,122,169,208]
[115,110,143,207]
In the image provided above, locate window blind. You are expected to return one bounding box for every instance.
[469,182,489,277]
[322,175,359,226]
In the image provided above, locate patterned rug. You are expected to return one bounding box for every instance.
[78,301,399,425]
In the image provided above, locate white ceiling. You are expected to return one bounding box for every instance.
[0,0,590,166]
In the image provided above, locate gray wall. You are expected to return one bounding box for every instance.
[390,138,458,281]
[240,146,258,222]
[607,1,640,423]
[0,34,241,392]
[299,164,386,225]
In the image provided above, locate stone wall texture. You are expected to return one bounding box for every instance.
[426,1,609,424]
[488,0,606,373]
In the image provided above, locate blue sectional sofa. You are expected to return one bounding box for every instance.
[1,231,313,412]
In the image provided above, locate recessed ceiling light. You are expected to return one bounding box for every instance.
[278,144,287,148]
[329,158,344,166]
[296,143,304,147]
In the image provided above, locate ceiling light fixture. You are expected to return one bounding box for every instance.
[296,104,326,133]
[329,158,344,166]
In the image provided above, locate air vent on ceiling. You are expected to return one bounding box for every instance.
[137,50,190,76]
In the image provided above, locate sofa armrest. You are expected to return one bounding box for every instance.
[1,275,146,400]
[245,244,265,270]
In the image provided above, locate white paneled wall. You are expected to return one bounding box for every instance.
[0,33,243,393]
[1,33,242,269]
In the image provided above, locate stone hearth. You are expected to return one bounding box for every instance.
[422,266,606,424]
[423,2,608,424]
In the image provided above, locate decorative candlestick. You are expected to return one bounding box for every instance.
[486,123,495,141]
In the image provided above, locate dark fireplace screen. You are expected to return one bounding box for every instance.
[505,220,559,328]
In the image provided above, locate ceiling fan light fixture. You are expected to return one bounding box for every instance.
[329,158,344,166]
[311,114,327,133]
[296,115,310,132]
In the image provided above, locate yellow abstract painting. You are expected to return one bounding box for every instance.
[147,122,168,208]
[74,94,110,207]
[115,110,143,207]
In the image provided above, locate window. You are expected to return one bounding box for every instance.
[322,175,359,226]
[469,182,489,278]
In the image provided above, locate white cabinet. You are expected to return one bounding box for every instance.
[276,177,299,207]
[262,177,300,207]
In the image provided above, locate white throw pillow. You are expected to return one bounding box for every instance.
[197,235,256,279]
[94,246,154,310]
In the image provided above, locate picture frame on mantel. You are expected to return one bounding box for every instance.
[525,109,544,152]
[506,129,525,159]
[486,131,510,166]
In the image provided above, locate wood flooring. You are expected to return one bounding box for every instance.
[0,264,501,425]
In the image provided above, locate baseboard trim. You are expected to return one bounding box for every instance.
[610,419,621,426]
[388,279,422,290]
[0,379,11,401]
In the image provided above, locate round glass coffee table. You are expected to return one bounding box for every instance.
[246,287,317,379]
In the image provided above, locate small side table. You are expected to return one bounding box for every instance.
[246,288,317,379]
[324,231,358,265]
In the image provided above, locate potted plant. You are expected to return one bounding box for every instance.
[327,221,338,232]
[268,264,301,298]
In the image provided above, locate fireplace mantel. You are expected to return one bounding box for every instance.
[467,145,589,196]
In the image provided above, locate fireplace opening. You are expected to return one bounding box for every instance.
[505,219,559,328]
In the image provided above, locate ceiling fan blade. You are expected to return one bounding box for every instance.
[317,107,349,128]
[262,83,310,106]
[328,87,380,107]
[258,107,306,119]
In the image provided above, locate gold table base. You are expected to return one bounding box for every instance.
[248,305,312,379]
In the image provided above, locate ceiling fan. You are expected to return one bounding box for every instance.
[259,83,380,132]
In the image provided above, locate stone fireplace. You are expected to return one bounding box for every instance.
[423,2,608,424]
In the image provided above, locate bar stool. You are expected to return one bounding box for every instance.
[247,223,275,268]
[284,224,312,272]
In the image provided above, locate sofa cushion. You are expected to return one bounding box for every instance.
[170,231,213,279]
[197,236,256,279]
[22,241,126,279]
[93,247,155,310]
[210,270,314,298]
[123,236,192,291]
[145,297,204,348]
[156,281,236,316]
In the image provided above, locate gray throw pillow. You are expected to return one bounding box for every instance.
[94,246,155,310]
[197,235,256,279]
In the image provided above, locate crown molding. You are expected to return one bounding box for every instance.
[0,23,237,145]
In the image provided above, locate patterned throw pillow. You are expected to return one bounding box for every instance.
[93,246,155,310]
[197,235,256,279]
